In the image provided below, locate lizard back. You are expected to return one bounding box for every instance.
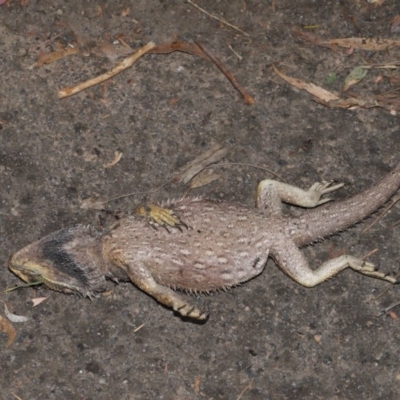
[101,198,279,292]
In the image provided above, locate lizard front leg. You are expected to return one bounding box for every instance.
[270,239,396,287]
[256,179,344,216]
[111,254,207,320]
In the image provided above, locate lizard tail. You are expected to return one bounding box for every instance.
[292,160,400,246]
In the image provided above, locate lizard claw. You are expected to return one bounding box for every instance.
[175,302,209,320]
[307,181,345,206]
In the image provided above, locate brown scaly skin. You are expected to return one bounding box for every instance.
[9,161,400,320]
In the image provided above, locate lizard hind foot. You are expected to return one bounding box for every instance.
[307,181,345,206]
[348,257,397,284]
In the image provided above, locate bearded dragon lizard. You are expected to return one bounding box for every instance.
[9,161,400,320]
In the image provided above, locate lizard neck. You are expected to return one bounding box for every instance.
[290,161,400,246]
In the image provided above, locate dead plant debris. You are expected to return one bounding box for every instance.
[274,66,400,114]
[173,143,229,185]
[58,42,156,98]
[0,315,16,348]
[32,33,253,104]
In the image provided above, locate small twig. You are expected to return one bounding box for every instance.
[228,44,243,61]
[377,301,400,317]
[133,323,145,333]
[187,0,250,37]
[195,40,255,105]
[236,378,254,400]
[102,177,175,204]
[363,195,400,233]
[58,41,156,98]
[360,61,400,69]
[361,248,378,260]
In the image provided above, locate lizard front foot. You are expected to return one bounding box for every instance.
[174,301,209,320]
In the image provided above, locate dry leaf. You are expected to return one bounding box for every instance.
[31,297,49,307]
[29,47,79,69]
[273,66,339,102]
[151,40,210,61]
[4,304,29,323]
[104,151,123,169]
[343,66,368,92]
[273,66,396,111]
[327,38,400,51]
[80,196,106,210]
[174,143,229,184]
[389,310,399,320]
[0,315,16,348]
[121,7,130,17]
[190,171,221,189]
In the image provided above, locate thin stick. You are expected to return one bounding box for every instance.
[102,177,175,204]
[377,301,400,317]
[58,42,156,98]
[195,40,255,105]
[361,248,378,260]
[228,44,243,61]
[236,379,254,400]
[133,323,145,333]
[363,195,400,233]
[187,0,250,37]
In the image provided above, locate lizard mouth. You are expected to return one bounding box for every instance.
[8,256,90,296]
[10,264,96,297]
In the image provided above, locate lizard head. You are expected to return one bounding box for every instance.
[9,225,107,298]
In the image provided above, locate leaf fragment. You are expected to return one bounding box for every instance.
[189,171,221,189]
[389,310,399,320]
[174,143,229,185]
[31,297,49,307]
[104,151,123,169]
[343,66,368,92]
[273,66,339,102]
[0,315,16,348]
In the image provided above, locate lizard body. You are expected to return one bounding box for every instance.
[9,161,400,319]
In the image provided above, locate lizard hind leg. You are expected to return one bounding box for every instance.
[256,179,344,215]
[271,239,396,287]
